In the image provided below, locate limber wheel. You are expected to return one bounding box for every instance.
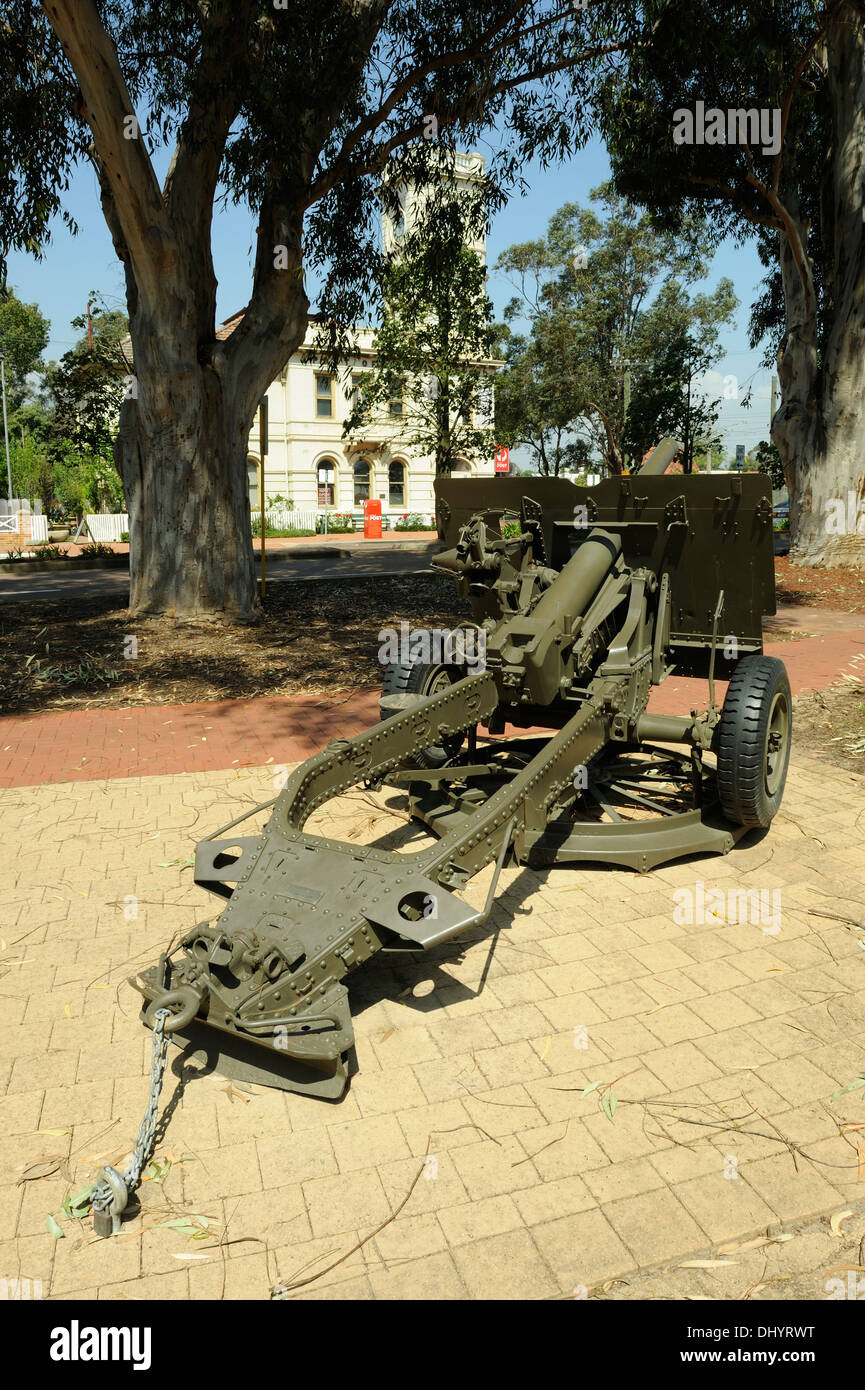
[715,655,792,829]
[380,660,466,768]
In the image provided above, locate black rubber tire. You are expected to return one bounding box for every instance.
[715,655,792,829]
[380,661,464,768]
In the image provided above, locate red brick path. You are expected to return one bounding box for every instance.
[2,620,864,790]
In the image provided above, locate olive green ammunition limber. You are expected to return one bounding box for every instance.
[132,440,791,1099]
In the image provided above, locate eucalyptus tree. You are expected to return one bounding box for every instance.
[495,185,726,473]
[1,1,639,618]
[601,0,865,563]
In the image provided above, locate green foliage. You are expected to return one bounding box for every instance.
[78,542,117,558]
[0,1,658,612]
[495,185,735,474]
[393,512,430,531]
[753,439,786,490]
[44,299,129,459]
[53,446,125,517]
[598,3,831,369]
[8,429,54,508]
[0,287,49,411]
[3,292,127,513]
[0,2,644,322]
[344,195,498,476]
[623,278,739,471]
[315,513,354,534]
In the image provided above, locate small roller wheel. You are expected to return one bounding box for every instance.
[380,660,464,768]
[715,655,792,829]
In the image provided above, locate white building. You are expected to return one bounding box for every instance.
[240,151,497,522]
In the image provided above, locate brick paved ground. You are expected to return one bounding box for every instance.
[2,750,864,1301]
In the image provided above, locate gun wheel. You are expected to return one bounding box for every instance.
[380,660,467,768]
[715,655,792,829]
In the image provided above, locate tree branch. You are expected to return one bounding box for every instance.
[772,0,843,194]
[308,1,527,202]
[683,174,784,231]
[223,192,309,423]
[41,0,171,308]
[163,2,256,250]
[307,9,626,212]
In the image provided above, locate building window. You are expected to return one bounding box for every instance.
[388,381,404,419]
[351,373,365,410]
[317,459,336,507]
[247,458,260,510]
[315,373,334,418]
[353,458,371,506]
[388,460,405,508]
[473,383,494,429]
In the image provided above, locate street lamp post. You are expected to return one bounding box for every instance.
[0,356,11,503]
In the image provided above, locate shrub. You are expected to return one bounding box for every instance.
[393,512,430,531]
[316,512,354,533]
[119,530,130,543]
[78,542,117,558]
[33,544,69,559]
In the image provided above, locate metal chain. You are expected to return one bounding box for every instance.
[123,1007,171,1188]
[91,1008,170,1235]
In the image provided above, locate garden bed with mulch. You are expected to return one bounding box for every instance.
[1,564,863,776]
[775,555,865,613]
[0,573,471,714]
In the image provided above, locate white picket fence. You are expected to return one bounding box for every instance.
[264,505,318,532]
[85,513,129,542]
[0,499,128,545]
[260,504,436,533]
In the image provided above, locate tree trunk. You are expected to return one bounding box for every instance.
[117,364,259,621]
[114,226,309,622]
[772,5,865,568]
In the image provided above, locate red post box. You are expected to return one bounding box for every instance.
[363,497,382,539]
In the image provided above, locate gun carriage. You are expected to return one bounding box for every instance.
[132,440,791,1100]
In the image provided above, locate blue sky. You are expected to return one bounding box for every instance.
[6,134,773,462]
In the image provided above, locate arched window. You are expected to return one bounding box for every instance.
[452,458,472,475]
[317,458,336,507]
[247,457,260,510]
[388,459,405,507]
[353,458,371,505]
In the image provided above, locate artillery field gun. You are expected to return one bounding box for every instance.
[131,440,791,1101]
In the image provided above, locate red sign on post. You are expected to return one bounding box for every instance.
[494,446,510,473]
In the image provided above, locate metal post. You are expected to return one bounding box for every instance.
[622,365,631,472]
[259,454,266,598]
[258,399,268,599]
[1,357,11,502]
